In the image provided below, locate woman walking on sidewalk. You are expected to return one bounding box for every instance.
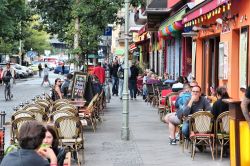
[41,64,51,86]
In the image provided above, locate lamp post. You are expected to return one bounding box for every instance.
[121,0,130,140]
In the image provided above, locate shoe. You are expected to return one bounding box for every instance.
[131,98,134,100]
[169,138,177,145]
[120,97,122,100]
[116,94,118,96]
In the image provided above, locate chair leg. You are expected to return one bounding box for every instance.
[192,138,196,160]
[209,138,215,160]
[216,138,218,159]
[220,139,224,160]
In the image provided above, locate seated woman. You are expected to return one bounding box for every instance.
[211,86,230,119]
[43,125,66,166]
[1,121,57,166]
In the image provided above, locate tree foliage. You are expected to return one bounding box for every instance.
[30,0,124,63]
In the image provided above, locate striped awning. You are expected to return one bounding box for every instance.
[158,7,186,38]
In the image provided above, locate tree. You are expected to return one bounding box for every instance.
[30,0,123,66]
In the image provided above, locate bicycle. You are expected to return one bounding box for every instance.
[3,77,13,101]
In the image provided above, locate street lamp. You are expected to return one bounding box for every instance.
[121,0,130,140]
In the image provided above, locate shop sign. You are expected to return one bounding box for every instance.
[71,72,88,99]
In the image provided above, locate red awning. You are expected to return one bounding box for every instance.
[182,0,229,24]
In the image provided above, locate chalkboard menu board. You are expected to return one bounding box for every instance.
[71,72,88,99]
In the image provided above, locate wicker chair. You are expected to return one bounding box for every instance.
[189,111,215,160]
[28,108,48,122]
[215,111,229,160]
[35,99,51,113]
[11,110,35,121]
[22,103,45,113]
[10,117,35,144]
[145,84,155,105]
[79,94,99,132]
[53,99,70,111]
[55,116,84,165]
[56,104,77,112]
[50,109,77,122]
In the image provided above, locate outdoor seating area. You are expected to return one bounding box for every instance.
[145,82,230,161]
[4,88,106,165]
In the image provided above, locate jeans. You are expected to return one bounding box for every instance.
[112,76,119,95]
[118,79,124,99]
[182,120,190,138]
[129,80,137,98]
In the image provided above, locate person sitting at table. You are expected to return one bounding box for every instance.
[0,121,57,166]
[207,86,218,104]
[172,76,184,92]
[182,85,212,138]
[164,84,192,145]
[61,73,73,98]
[211,86,229,119]
[43,125,66,166]
[161,72,169,82]
[51,78,63,101]
[146,74,160,84]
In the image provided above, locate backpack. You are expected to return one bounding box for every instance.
[117,67,124,79]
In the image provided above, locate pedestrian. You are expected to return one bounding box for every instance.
[117,60,131,100]
[93,62,105,85]
[38,63,42,78]
[110,60,119,96]
[41,64,51,86]
[61,63,65,75]
[129,61,139,100]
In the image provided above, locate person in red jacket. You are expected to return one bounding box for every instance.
[93,62,105,84]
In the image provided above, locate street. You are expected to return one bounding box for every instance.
[0,72,64,147]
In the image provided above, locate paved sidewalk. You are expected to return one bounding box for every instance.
[83,96,230,166]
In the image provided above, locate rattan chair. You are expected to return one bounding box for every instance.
[79,94,99,132]
[53,99,70,111]
[11,110,35,121]
[55,116,84,165]
[10,117,35,144]
[28,108,48,122]
[56,104,77,112]
[35,99,51,113]
[22,103,45,113]
[189,111,215,160]
[50,109,78,122]
[215,111,229,160]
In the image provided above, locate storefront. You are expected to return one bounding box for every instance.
[158,7,186,80]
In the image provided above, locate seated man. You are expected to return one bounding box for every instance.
[182,85,212,138]
[164,84,191,145]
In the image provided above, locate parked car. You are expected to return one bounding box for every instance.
[15,64,33,76]
[54,65,70,74]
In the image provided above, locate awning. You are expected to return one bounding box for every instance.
[182,0,230,26]
[114,49,124,55]
[158,7,186,37]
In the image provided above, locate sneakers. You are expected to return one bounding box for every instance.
[169,138,177,145]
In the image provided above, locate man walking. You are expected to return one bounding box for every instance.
[110,60,119,96]
[129,62,139,100]
[38,63,42,78]
[41,64,51,86]
[93,62,105,85]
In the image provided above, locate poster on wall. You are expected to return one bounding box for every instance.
[219,42,229,80]
[239,26,249,89]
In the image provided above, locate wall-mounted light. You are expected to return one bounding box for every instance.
[240,14,248,23]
